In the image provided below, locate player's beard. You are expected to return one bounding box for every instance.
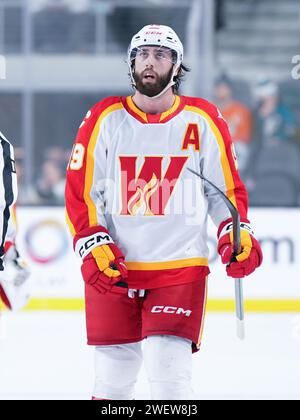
[133,67,173,97]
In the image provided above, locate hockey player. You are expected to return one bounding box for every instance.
[65,25,263,400]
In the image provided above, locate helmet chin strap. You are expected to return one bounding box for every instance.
[131,64,180,100]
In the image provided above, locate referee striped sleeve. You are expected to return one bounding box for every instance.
[0,131,18,263]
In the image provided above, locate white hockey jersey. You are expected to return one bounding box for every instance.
[65,96,248,289]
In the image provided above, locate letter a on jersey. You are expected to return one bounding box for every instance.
[119,156,188,216]
[182,123,200,151]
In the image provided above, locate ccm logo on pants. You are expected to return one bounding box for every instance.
[151,306,192,317]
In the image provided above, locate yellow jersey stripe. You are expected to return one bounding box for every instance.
[83,102,124,226]
[159,95,181,122]
[125,258,209,270]
[65,209,76,237]
[126,96,148,122]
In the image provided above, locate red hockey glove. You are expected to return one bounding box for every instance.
[74,226,128,294]
[217,218,263,278]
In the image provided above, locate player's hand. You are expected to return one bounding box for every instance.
[74,226,128,294]
[0,241,31,310]
[217,218,263,278]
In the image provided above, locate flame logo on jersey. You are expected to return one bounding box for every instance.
[127,174,159,216]
[119,156,188,216]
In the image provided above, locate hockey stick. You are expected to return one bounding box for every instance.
[111,265,145,298]
[187,168,245,340]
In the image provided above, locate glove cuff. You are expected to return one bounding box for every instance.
[74,225,115,259]
[217,217,253,239]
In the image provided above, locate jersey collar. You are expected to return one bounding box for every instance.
[123,95,184,124]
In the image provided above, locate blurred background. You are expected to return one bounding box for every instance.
[0,0,300,400]
[1,0,300,206]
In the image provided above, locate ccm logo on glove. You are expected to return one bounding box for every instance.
[74,226,128,294]
[75,232,114,259]
[218,221,254,238]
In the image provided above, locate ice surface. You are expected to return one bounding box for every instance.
[0,311,299,400]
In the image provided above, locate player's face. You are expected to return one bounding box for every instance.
[133,46,175,97]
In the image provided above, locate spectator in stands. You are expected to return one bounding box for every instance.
[214,74,253,176]
[35,159,65,205]
[14,149,40,205]
[253,79,296,146]
[44,146,70,171]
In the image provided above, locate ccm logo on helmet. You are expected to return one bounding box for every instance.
[151,306,192,317]
[145,31,163,35]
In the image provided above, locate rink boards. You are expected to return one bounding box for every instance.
[1,207,299,312]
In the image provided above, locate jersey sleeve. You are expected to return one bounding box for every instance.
[198,101,248,227]
[0,132,18,262]
[65,102,109,237]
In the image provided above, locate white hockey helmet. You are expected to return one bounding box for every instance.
[127,24,184,98]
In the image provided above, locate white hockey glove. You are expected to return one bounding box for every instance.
[0,243,31,311]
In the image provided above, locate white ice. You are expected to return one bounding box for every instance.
[0,311,299,400]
